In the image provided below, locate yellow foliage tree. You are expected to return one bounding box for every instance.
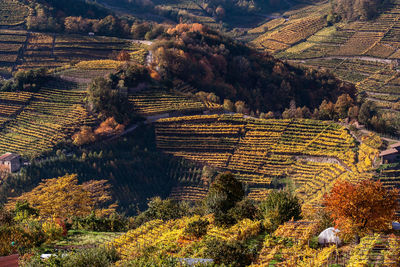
[7,174,116,218]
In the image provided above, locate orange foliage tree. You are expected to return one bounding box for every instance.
[117,50,131,61]
[7,174,116,219]
[72,126,96,146]
[324,180,399,239]
[94,117,125,136]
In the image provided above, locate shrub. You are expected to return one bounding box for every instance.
[132,197,189,228]
[228,199,258,222]
[260,190,301,230]
[184,219,210,238]
[63,247,119,267]
[71,212,127,232]
[206,172,244,226]
[42,218,64,241]
[0,205,13,226]
[122,255,179,266]
[204,238,253,266]
[0,223,46,256]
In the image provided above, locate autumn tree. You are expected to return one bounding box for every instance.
[117,50,131,61]
[72,126,96,146]
[7,174,116,219]
[0,165,9,186]
[324,180,399,241]
[94,117,125,137]
[334,93,354,119]
[318,100,335,120]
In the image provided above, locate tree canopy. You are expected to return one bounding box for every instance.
[260,190,302,229]
[152,23,355,113]
[6,174,116,219]
[206,172,244,226]
[324,180,399,239]
[332,0,386,21]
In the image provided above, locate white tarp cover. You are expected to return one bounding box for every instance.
[318,227,341,245]
[392,222,400,230]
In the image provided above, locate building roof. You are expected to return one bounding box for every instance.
[0,152,20,161]
[380,148,400,157]
[389,142,400,149]
[0,254,19,267]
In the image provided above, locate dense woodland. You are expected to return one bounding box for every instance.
[151,24,356,113]
[332,0,388,21]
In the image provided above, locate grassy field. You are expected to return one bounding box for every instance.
[54,230,123,248]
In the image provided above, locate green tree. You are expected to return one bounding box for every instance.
[184,218,209,238]
[260,190,301,230]
[86,77,130,123]
[206,172,244,226]
[133,197,189,227]
[228,199,258,222]
[205,238,253,267]
[358,100,377,126]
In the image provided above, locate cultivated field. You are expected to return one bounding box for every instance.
[155,114,379,209]
[0,78,95,158]
[250,0,400,114]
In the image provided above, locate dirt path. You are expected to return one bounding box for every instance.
[295,155,352,172]
[290,55,398,65]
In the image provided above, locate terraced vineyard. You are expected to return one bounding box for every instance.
[155,114,379,207]
[13,33,147,72]
[0,79,95,158]
[255,221,400,266]
[107,215,261,262]
[0,29,27,76]
[0,0,29,26]
[129,89,208,116]
[249,0,400,114]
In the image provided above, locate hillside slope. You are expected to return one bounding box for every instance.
[249,0,400,129]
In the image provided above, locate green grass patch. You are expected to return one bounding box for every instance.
[54,230,123,247]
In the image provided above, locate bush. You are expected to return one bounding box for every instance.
[122,255,179,266]
[0,205,13,226]
[206,172,244,226]
[184,219,209,238]
[42,218,64,241]
[228,198,258,222]
[71,213,127,232]
[132,197,189,228]
[0,223,46,256]
[260,190,301,230]
[204,238,253,266]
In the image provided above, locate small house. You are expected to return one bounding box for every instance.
[0,152,21,173]
[380,142,400,164]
